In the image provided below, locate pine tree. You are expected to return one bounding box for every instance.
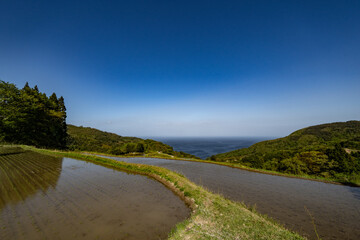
[58,96,68,148]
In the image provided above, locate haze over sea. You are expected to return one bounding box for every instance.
[151,137,272,159]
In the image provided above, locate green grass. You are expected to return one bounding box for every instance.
[66,124,199,159]
[77,148,360,187]
[16,143,360,186]
[195,160,360,187]
[208,121,360,186]
[22,146,305,240]
[79,149,197,161]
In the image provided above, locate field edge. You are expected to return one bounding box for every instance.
[22,146,305,240]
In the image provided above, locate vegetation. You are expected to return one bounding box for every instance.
[0,146,25,156]
[0,80,197,159]
[27,146,304,240]
[67,124,199,159]
[2,79,359,185]
[0,81,67,148]
[209,121,360,185]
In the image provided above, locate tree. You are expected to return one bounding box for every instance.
[125,143,136,153]
[0,80,68,148]
[0,81,22,142]
[294,151,328,174]
[135,143,144,152]
[57,96,68,148]
[326,144,358,174]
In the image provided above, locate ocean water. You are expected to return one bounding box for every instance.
[152,137,271,159]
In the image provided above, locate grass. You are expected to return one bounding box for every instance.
[11,141,359,186]
[79,149,197,161]
[19,146,305,240]
[199,160,360,187]
[72,148,360,187]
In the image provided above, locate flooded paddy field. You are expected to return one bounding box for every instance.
[103,155,360,240]
[0,150,190,240]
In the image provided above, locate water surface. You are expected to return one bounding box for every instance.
[0,151,190,240]
[103,155,360,240]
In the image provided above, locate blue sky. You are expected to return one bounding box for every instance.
[1,0,359,137]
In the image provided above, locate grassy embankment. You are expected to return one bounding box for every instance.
[80,149,199,161]
[13,140,359,186]
[78,148,360,187]
[209,121,360,187]
[22,146,304,240]
[46,122,360,186]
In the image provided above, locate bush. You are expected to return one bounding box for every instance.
[278,158,307,175]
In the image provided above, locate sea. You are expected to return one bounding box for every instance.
[151,137,272,159]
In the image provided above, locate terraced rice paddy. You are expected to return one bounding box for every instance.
[102,155,360,240]
[0,148,190,240]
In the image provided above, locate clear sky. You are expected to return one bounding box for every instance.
[1,0,359,137]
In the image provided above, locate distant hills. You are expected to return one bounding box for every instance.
[0,80,198,159]
[209,121,360,184]
[1,81,359,183]
[67,124,199,159]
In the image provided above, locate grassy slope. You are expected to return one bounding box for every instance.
[13,141,359,186]
[67,124,199,159]
[91,149,352,186]
[25,146,304,240]
[67,124,142,146]
[209,121,360,185]
[213,121,360,157]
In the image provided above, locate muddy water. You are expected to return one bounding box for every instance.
[102,156,360,240]
[0,151,190,240]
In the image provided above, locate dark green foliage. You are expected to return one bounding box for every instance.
[67,125,199,159]
[0,81,67,148]
[326,144,359,174]
[352,151,360,158]
[135,143,145,153]
[209,121,360,180]
[67,124,139,153]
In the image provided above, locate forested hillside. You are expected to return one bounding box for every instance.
[0,81,67,148]
[209,121,360,183]
[0,80,197,159]
[67,124,198,158]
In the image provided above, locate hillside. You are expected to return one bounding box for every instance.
[209,121,360,183]
[67,125,199,159]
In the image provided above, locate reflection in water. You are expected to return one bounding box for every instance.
[0,151,63,210]
[349,187,360,201]
[102,155,360,240]
[0,151,189,240]
[0,146,25,156]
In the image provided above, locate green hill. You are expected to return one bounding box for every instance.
[209,121,360,184]
[67,124,199,159]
